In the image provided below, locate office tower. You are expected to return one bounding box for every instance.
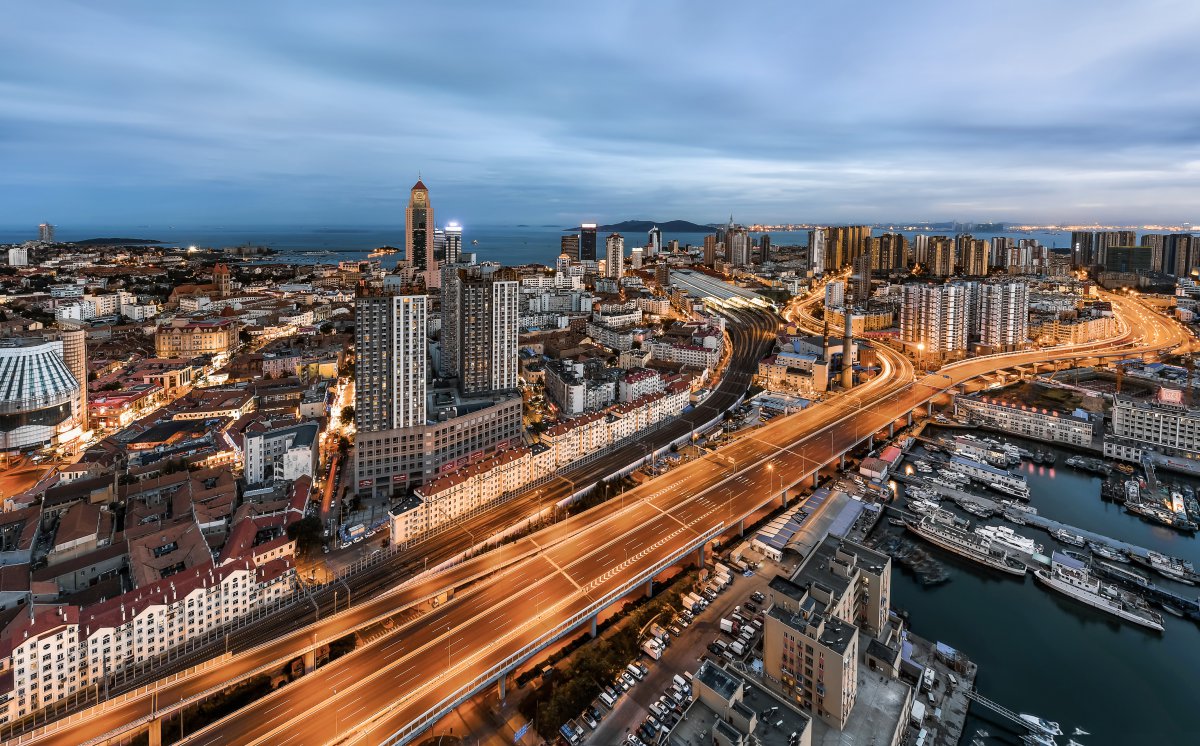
[1104,245,1153,274]
[560,234,580,261]
[606,233,625,278]
[703,235,719,266]
[962,238,990,276]
[405,179,435,278]
[851,253,871,304]
[824,280,845,310]
[727,228,750,266]
[1070,231,1095,267]
[823,225,870,271]
[580,223,598,261]
[433,228,446,262]
[979,282,1030,351]
[808,229,827,271]
[760,234,772,263]
[912,234,930,266]
[901,283,968,356]
[929,236,955,277]
[647,226,662,257]
[1095,230,1136,267]
[443,222,463,266]
[38,223,54,242]
[355,286,427,432]
[7,247,28,267]
[448,268,519,394]
[630,247,644,269]
[212,263,231,297]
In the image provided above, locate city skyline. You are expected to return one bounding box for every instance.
[3,2,1200,227]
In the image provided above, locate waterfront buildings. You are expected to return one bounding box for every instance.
[954,394,1096,447]
[38,223,54,242]
[928,236,954,276]
[1110,390,1200,457]
[763,535,899,730]
[668,660,812,746]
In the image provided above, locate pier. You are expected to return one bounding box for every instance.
[962,690,1042,734]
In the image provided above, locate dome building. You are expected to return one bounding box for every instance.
[0,337,84,451]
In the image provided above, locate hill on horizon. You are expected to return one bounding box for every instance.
[564,219,714,233]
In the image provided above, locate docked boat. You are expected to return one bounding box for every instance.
[1021,733,1058,746]
[1125,479,1140,503]
[1033,552,1165,631]
[1004,510,1028,525]
[1145,551,1196,585]
[948,455,1030,496]
[888,517,907,526]
[1087,541,1129,564]
[1094,560,1153,590]
[1019,713,1063,736]
[1000,499,1037,515]
[905,510,1028,576]
[976,524,1043,555]
[1162,602,1186,617]
[907,498,941,514]
[960,501,995,519]
[1051,529,1087,547]
[989,480,1032,500]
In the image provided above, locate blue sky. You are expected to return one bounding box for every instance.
[2,1,1199,227]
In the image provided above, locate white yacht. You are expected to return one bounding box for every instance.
[1033,552,1164,631]
[1019,713,1062,736]
[975,524,1043,555]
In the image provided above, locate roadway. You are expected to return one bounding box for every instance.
[178,291,1189,746]
[3,308,777,746]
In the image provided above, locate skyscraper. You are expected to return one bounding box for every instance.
[450,268,519,395]
[868,233,908,272]
[1070,231,1095,267]
[703,235,719,266]
[1103,245,1153,274]
[630,247,644,269]
[405,179,435,281]
[606,233,625,278]
[727,228,750,266]
[38,223,54,242]
[560,234,580,261]
[808,229,827,271]
[580,224,598,261]
[444,222,463,266]
[979,282,1030,351]
[929,236,955,277]
[851,253,871,304]
[912,234,930,266]
[1095,230,1136,268]
[823,226,870,271]
[355,286,427,432]
[961,238,990,276]
[759,234,772,263]
[647,226,662,257]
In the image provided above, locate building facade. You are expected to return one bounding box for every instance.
[354,288,427,432]
[954,394,1095,446]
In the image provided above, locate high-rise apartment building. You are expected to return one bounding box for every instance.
[1169,235,1195,277]
[38,223,54,242]
[1095,230,1136,268]
[850,253,871,304]
[1103,245,1153,274]
[760,234,772,263]
[901,283,968,357]
[630,247,644,269]
[580,223,598,261]
[703,235,719,266]
[447,268,519,394]
[911,234,930,266]
[354,286,427,433]
[979,282,1030,351]
[808,229,827,271]
[867,233,908,272]
[928,236,955,277]
[824,280,845,310]
[822,226,870,271]
[7,247,28,267]
[961,237,990,276]
[405,179,436,282]
[990,236,1013,268]
[560,234,580,261]
[726,228,750,266]
[605,233,625,278]
[1070,231,1096,267]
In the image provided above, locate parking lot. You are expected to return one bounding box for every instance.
[579,563,779,745]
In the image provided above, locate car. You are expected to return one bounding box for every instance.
[675,616,689,628]
[589,706,602,722]
[637,662,649,677]
[581,711,597,728]
[621,671,635,685]
[708,642,723,655]
[647,714,662,731]
[744,601,758,613]
[751,591,765,603]
[627,735,645,746]
[668,625,682,636]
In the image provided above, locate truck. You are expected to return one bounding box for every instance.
[626,663,644,681]
[730,640,746,656]
[650,623,670,642]
[719,618,737,634]
[684,592,705,611]
[642,639,663,660]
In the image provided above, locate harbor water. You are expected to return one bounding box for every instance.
[889,428,1200,746]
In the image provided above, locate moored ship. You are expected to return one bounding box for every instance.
[1033,552,1164,631]
[905,510,1028,576]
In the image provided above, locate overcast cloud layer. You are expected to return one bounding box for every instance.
[2,0,1199,227]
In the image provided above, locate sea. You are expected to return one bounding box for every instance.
[890,428,1200,746]
[0,225,1095,269]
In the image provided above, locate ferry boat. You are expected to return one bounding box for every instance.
[1051,529,1087,547]
[1033,552,1165,631]
[976,524,1043,555]
[1019,713,1063,736]
[905,510,1028,576]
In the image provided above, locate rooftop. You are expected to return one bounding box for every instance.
[670,660,810,746]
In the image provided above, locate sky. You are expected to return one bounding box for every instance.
[2,1,1200,229]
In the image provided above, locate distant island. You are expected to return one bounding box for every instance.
[565,219,714,233]
[74,237,164,246]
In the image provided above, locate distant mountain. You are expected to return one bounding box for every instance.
[565,219,714,233]
[74,237,163,246]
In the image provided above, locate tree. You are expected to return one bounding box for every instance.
[340,406,355,425]
[287,516,325,555]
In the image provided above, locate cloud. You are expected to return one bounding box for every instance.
[1,0,1199,226]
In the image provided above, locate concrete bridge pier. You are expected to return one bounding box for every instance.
[907,412,913,427]
[696,544,706,566]
[644,580,653,599]
[839,454,846,470]
[590,615,598,639]
[737,518,744,536]
[868,434,875,449]
[812,472,819,488]
[147,718,162,746]
[498,674,507,702]
[303,649,316,674]
[888,422,895,437]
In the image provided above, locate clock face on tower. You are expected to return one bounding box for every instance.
[413,193,426,206]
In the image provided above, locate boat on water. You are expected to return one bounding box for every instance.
[1033,552,1165,631]
[888,517,906,526]
[1004,510,1028,525]
[905,510,1028,576]
[960,501,994,519]
[1019,713,1063,736]
[1087,541,1129,563]
[976,524,1043,555]
[907,498,941,514]
[1052,528,1087,547]
[1001,499,1037,515]
[1021,734,1057,746]
[1145,551,1196,585]
[1095,560,1154,590]
[989,480,1032,500]
[1162,602,1186,617]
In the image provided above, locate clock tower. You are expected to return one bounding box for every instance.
[405,178,436,285]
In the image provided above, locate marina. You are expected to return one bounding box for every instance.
[882,426,1200,745]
